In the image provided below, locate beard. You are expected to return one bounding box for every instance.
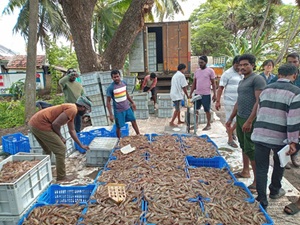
[77,110,85,116]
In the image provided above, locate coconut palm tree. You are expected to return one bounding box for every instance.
[2,0,70,48]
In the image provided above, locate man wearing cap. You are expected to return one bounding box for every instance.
[28,96,92,182]
[189,55,217,130]
[59,68,84,133]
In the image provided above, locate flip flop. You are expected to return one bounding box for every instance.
[228,141,238,148]
[202,126,211,131]
[269,188,286,199]
[233,172,250,179]
[284,202,300,215]
[247,184,256,190]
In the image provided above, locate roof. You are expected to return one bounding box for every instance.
[6,55,46,69]
[0,55,12,62]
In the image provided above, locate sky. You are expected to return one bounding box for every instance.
[0,0,296,55]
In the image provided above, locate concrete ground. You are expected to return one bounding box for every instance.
[131,107,300,225]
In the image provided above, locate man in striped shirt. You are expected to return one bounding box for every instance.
[251,63,300,210]
[106,70,140,138]
[216,55,242,148]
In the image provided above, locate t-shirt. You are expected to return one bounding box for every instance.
[237,73,266,119]
[59,76,84,103]
[170,71,188,101]
[28,104,77,131]
[259,72,276,84]
[219,67,242,106]
[106,81,130,112]
[194,67,215,95]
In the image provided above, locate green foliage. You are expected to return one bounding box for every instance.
[46,41,78,95]
[0,100,25,128]
[49,95,64,106]
[9,79,25,100]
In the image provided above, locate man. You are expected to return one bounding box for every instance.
[169,63,189,127]
[215,56,242,148]
[28,96,92,182]
[59,68,84,133]
[36,100,52,110]
[106,70,140,138]
[189,55,216,131]
[226,54,266,190]
[251,64,300,210]
[270,53,300,168]
[141,72,158,106]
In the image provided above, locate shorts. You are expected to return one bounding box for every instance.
[143,87,156,97]
[173,100,181,111]
[195,94,211,112]
[115,108,136,128]
[236,115,255,160]
[225,105,236,122]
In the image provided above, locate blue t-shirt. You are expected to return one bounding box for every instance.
[106,81,130,112]
[270,74,300,88]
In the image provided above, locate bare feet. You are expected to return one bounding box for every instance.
[169,122,178,127]
[178,121,185,124]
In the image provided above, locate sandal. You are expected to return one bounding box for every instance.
[247,184,256,190]
[291,154,300,168]
[202,125,211,131]
[284,202,300,215]
[228,141,238,148]
[233,172,250,179]
[269,188,286,199]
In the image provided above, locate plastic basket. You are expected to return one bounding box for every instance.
[186,156,229,169]
[89,128,112,137]
[110,123,129,137]
[74,132,95,153]
[1,133,30,155]
[37,184,96,204]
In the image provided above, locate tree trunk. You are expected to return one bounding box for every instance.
[59,0,98,73]
[275,15,300,64]
[60,0,154,73]
[254,1,271,46]
[24,0,39,123]
[102,0,154,70]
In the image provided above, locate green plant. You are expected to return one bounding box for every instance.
[0,100,25,128]
[9,79,25,100]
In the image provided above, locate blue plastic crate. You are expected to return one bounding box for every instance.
[110,123,129,137]
[74,132,95,153]
[89,127,112,137]
[260,204,274,225]
[1,132,30,155]
[37,184,96,204]
[186,156,229,169]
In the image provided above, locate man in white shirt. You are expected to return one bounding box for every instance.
[216,56,242,148]
[169,64,189,127]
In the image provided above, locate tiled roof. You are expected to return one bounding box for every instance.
[0,55,12,61]
[6,55,46,69]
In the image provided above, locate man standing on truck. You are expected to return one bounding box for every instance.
[189,55,217,131]
[169,64,189,127]
[28,96,92,182]
[106,70,140,138]
[141,72,158,107]
[59,68,84,133]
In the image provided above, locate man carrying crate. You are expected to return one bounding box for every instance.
[28,96,92,182]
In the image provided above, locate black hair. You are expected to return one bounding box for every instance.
[67,68,76,74]
[199,55,208,63]
[286,53,300,60]
[150,72,156,78]
[177,63,186,71]
[111,70,120,77]
[278,63,297,77]
[262,59,274,67]
[232,55,240,65]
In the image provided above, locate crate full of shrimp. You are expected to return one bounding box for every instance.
[0,155,52,215]
[86,137,119,167]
